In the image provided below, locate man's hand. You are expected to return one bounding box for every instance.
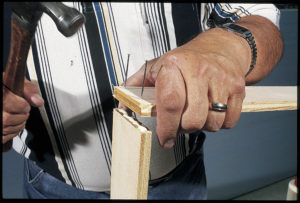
[2,76,44,151]
[125,36,247,149]
[123,15,283,149]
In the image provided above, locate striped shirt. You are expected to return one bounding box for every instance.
[13,2,280,192]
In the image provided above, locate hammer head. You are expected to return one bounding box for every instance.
[10,2,85,37]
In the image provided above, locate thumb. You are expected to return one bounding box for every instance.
[23,79,44,107]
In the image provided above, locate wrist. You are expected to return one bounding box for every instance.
[218,23,257,77]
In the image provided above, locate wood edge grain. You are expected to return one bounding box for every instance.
[137,130,152,199]
[113,86,154,117]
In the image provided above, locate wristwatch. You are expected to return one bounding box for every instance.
[219,23,257,77]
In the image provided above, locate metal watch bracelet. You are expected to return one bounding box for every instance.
[219,23,257,77]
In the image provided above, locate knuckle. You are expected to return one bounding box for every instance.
[162,53,184,71]
[232,77,246,95]
[162,52,180,66]
[150,52,180,80]
[160,92,183,112]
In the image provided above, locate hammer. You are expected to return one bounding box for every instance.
[3,2,85,151]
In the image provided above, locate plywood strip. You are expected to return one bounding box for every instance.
[113,86,156,117]
[110,108,152,199]
[241,86,297,112]
[113,86,297,117]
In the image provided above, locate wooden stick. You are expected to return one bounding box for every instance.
[113,86,297,117]
[110,108,152,199]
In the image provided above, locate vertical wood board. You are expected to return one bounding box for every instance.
[110,108,152,199]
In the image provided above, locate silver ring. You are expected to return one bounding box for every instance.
[210,102,227,112]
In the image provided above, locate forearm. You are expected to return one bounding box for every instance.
[235,15,283,85]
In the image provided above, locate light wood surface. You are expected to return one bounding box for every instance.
[111,86,297,199]
[110,108,152,199]
[113,86,297,117]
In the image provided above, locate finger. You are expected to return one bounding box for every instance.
[155,62,186,149]
[2,112,30,127]
[222,91,245,129]
[3,87,31,114]
[2,121,26,136]
[181,61,209,132]
[2,133,19,144]
[203,74,228,132]
[24,79,44,107]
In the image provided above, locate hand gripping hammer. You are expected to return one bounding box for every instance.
[3,2,85,151]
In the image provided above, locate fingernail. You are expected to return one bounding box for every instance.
[163,139,175,149]
[31,94,43,105]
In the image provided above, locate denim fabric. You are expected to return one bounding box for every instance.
[23,144,206,200]
[23,158,110,199]
[147,145,207,200]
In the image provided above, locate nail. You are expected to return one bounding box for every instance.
[31,94,44,105]
[163,138,175,149]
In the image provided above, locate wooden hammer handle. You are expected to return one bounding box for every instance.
[3,18,36,152]
[4,18,35,95]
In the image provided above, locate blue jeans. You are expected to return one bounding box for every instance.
[24,144,206,199]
